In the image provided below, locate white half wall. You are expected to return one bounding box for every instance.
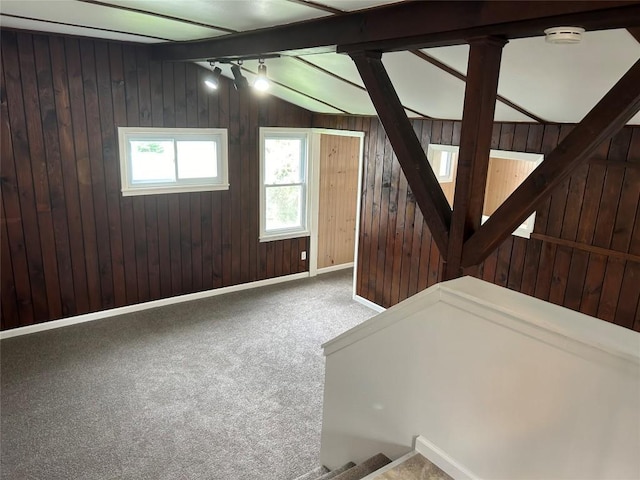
[320,277,640,479]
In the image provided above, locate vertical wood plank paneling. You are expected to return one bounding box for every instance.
[1,202,19,328]
[174,64,193,294]
[219,80,232,287]
[139,47,160,300]
[376,134,394,306]
[51,35,91,313]
[238,89,251,282]
[1,31,313,329]
[317,135,359,269]
[109,42,138,306]
[95,41,127,307]
[248,94,260,282]
[358,118,378,300]
[29,34,70,319]
[3,30,636,331]
[10,32,62,321]
[367,120,385,301]
[520,123,545,296]
[383,139,402,306]
[228,85,241,285]
[319,110,639,329]
[1,37,36,325]
[156,61,170,295]
[80,39,115,308]
[123,45,150,304]
[578,140,612,316]
[66,38,102,311]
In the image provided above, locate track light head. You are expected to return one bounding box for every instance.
[231,64,249,90]
[204,66,222,90]
[254,63,269,92]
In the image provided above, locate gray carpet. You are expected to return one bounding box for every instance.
[1,270,376,480]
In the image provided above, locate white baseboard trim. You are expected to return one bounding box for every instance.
[317,263,354,274]
[0,272,310,340]
[353,294,386,313]
[414,435,478,480]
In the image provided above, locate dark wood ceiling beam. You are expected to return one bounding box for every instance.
[410,50,545,123]
[461,57,640,268]
[444,36,507,281]
[350,51,452,256]
[339,3,640,54]
[151,1,638,61]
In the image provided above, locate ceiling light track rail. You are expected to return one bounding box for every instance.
[206,54,281,64]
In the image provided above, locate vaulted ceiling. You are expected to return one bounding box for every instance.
[1,0,639,124]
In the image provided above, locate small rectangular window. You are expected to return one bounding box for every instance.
[427,144,543,239]
[260,129,310,241]
[118,127,228,196]
[427,145,456,183]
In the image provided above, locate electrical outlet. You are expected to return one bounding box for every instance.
[301,251,307,260]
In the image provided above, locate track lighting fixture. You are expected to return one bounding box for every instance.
[231,61,249,90]
[204,62,222,90]
[204,55,278,94]
[254,59,269,92]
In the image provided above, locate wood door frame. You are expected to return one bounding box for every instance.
[309,129,365,297]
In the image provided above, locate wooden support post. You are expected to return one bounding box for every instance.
[350,50,452,257]
[462,57,640,268]
[443,36,507,280]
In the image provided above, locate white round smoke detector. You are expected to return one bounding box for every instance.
[544,26,585,44]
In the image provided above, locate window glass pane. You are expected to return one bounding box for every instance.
[130,140,175,183]
[265,185,303,231]
[264,138,303,184]
[439,151,451,177]
[177,140,217,179]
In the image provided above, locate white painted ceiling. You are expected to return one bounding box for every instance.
[1,0,639,124]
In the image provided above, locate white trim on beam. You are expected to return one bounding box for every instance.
[0,272,310,340]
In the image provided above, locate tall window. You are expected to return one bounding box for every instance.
[260,128,310,241]
[118,127,228,196]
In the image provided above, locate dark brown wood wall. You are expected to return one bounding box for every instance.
[312,115,640,331]
[1,30,311,330]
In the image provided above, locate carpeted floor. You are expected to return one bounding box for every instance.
[0,269,377,480]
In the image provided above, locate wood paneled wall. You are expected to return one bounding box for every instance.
[0,30,312,329]
[317,135,360,269]
[312,115,640,331]
[483,157,537,215]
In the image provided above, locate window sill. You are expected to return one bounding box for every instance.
[122,184,230,196]
[259,230,310,243]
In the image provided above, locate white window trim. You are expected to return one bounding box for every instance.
[428,144,543,239]
[259,127,312,242]
[118,127,229,196]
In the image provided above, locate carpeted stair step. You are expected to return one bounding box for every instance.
[316,462,356,480]
[293,465,330,480]
[330,453,391,480]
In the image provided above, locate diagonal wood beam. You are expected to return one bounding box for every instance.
[444,36,507,281]
[350,51,452,256]
[462,57,640,268]
[151,1,639,61]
